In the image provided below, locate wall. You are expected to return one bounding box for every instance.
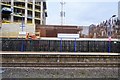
[0,23,35,37]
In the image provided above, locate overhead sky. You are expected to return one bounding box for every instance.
[46,0,119,26]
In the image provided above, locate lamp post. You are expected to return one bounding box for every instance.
[109,15,116,37]
[18,13,25,51]
[11,12,25,51]
[108,15,116,53]
[18,13,25,32]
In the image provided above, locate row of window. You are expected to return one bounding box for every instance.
[2,39,120,53]
[2,2,41,8]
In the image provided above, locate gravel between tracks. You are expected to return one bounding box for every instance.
[2,67,119,78]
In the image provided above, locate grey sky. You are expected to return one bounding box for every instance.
[46,0,119,26]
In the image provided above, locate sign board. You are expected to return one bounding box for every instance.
[57,33,79,39]
[18,32,26,37]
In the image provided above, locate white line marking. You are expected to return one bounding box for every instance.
[0,52,119,55]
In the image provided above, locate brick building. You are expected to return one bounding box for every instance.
[36,25,83,37]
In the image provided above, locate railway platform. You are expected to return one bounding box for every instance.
[0,51,119,55]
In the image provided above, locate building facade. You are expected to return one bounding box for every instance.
[118,1,120,20]
[36,25,83,37]
[1,0,47,25]
[89,21,120,38]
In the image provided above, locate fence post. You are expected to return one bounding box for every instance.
[74,38,76,52]
[21,39,24,52]
[60,38,62,52]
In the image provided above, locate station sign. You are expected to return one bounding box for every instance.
[57,33,79,39]
[18,32,26,38]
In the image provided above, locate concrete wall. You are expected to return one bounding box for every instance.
[0,23,35,37]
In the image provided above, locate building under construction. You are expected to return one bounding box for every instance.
[0,0,47,37]
[1,0,47,25]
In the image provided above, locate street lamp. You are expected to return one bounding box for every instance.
[18,13,25,52]
[111,15,116,18]
[11,12,25,51]
[18,13,25,32]
[108,15,116,53]
[109,15,116,36]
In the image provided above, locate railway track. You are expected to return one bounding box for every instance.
[2,55,119,63]
[2,54,119,58]
[2,62,119,67]
[2,55,119,67]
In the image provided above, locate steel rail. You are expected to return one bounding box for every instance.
[2,62,119,67]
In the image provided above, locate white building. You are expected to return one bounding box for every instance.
[118,1,120,20]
